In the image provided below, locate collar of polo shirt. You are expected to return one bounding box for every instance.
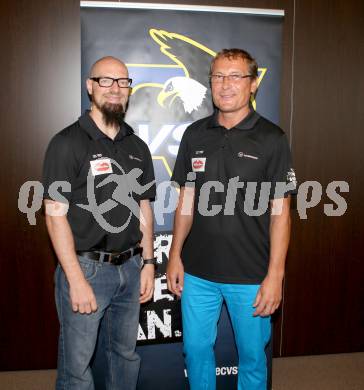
[79,110,134,141]
[209,105,261,131]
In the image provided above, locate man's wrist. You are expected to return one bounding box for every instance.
[63,263,86,285]
[266,269,285,280]
[169,247,182,259]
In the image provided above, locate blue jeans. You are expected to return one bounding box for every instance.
[55,254,142,390]
[182,273,271,390]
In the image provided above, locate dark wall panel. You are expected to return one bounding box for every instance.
[282,0,364,355]
[0,0,80,370]
[0,0,362,370]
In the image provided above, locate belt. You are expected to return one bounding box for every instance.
[76,247,142,266]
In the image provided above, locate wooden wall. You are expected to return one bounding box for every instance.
[0,0,362,370]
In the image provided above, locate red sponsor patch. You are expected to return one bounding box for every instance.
[193,159,204,170]
[95,162,111,172]
[90,158,113,176]
[191,157,206,172]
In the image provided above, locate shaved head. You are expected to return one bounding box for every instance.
[89,56,128,78]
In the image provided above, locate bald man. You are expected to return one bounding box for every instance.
[43,57,156,389]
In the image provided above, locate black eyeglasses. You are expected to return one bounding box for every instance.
[90,77,132,88]
[210,74,253,83]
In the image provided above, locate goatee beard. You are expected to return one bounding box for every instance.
[100,102,125,127]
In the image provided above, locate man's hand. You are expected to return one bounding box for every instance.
[69,277,98,314]
[166,254,184,297]
[140,264,155,303]
[253,274,283,317]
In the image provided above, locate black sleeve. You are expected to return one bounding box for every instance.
[140,143,156,201]
[171,128,192,187]
[266,133,297,199]
[42,134,76,203]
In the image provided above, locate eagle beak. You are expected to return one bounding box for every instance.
[157,90,179,108]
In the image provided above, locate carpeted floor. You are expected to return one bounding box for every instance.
[272,352,364,390]
[0,352,363,389]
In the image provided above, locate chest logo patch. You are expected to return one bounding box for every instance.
[192,157,206,172]
[129,154,143,162]
[237,152,258,160]
[90,158,113,176]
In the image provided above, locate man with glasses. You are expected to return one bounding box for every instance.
[167,49,296,389]
[43,56,156,389]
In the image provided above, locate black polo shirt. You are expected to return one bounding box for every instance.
[171,110,296,284]
[43,111,156,252]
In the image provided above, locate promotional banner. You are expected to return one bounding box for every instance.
[81,3,283,388]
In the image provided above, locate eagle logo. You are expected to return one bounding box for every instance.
[126,29,218,124]
[149,29,215,115]
[157,76,207,114]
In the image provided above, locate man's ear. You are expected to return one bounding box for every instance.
[86,78,93,96]
[250,77,258,95]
